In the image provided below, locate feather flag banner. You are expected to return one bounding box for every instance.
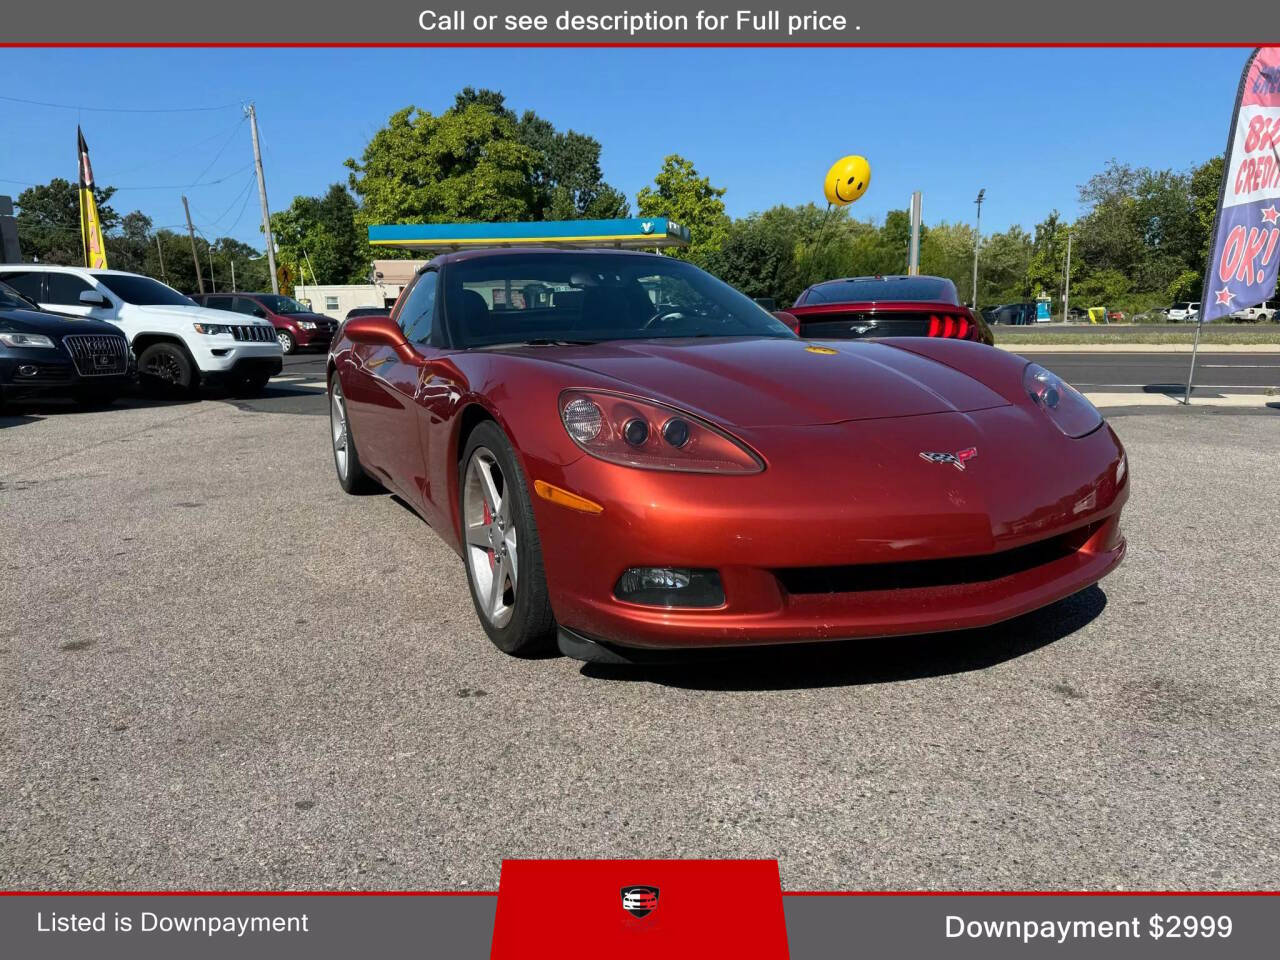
[77,126,108,270]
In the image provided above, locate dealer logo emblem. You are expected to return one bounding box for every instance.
[620,885,659,918]
[919,447,978,471]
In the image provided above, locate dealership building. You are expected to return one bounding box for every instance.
[293,259,425,317]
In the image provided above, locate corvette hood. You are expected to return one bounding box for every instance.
[526,337,1010,427]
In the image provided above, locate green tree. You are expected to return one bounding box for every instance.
[705,215,797,303]
[1189,155,1225,292]
[976,226,1033,306]
[270,184,371,285]
[920,221,977,304]
[636,154,730,266]
[454,87,629,220]
[106,210,154,274]
[14,177,121,266]
[346,89,629,246]
[346,102,540,232]
[1024,211,1069,307]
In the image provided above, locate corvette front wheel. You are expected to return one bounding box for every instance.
[460,422,556,656]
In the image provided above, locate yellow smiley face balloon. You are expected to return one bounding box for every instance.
[824,155,871,206]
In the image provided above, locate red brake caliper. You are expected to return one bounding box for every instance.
[483,500,495,570]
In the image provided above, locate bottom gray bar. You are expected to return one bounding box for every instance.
[2,893,1275,957]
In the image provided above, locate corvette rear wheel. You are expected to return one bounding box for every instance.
[329,372,377,494]
[461,422,555,656]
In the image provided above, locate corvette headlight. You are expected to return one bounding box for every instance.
[193,323,232,336]
[296,321,317,330]
[1023,363,1102,438]
[559,390,763,474]
[0,332,56,348]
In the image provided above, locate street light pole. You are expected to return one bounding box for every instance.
[972,188,985,309]
[1062,231,1072,323]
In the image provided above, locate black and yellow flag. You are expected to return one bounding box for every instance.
[77,126,108,269]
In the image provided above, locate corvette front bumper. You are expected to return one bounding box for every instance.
[527,407,1129,652]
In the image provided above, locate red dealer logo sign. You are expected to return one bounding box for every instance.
[489,860,788,958]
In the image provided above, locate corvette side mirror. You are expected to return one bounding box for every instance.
[345,312,419,363]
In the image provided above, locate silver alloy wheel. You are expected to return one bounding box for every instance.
[278,331,294,353]
[330,380,349,479]
[463,447,518,628]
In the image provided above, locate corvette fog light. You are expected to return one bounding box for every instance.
[615,567,724,608]
[1116,454,1127,486]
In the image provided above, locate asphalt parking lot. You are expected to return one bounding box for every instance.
[2,364,1279,892]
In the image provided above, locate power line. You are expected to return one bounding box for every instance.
[188,118,249,188]
[223,174,261,236]
[0,93,243,114]
[108,118,246,178]
[111,161,255,192]
[2,162,255,193]
[190,171,257,231]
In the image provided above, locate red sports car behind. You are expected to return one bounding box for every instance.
[327,249,1126,663]
[780,274,995,345]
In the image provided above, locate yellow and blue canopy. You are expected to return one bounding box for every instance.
[367,217,690,251]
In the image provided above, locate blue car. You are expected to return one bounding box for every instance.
[0,280,135,410]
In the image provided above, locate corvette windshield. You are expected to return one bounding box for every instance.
[445,253,795,347]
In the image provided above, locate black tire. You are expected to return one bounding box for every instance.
[138,342,197,396]
[73,390,118,409]
[277,331,296,355]
[328,371,378,494]
[459,421,556,656]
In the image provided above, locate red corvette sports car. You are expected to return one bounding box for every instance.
[327,249,1127,663]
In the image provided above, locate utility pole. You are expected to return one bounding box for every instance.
[208,244,216,292]
[972,188,985,309]
[231,259,236,292]
[246,102,279,294]
[907,191,922,275]
[155,233,167,285]
[1062,231,1072,323]
[182,195,204,295]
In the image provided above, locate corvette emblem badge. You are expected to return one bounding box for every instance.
[920,447,978,471]
[621,885,660,919]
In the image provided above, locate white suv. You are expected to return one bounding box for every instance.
[0,265,282,394]
[1232,301,1276,322]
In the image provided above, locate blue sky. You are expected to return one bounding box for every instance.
[0,47,1251,248]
